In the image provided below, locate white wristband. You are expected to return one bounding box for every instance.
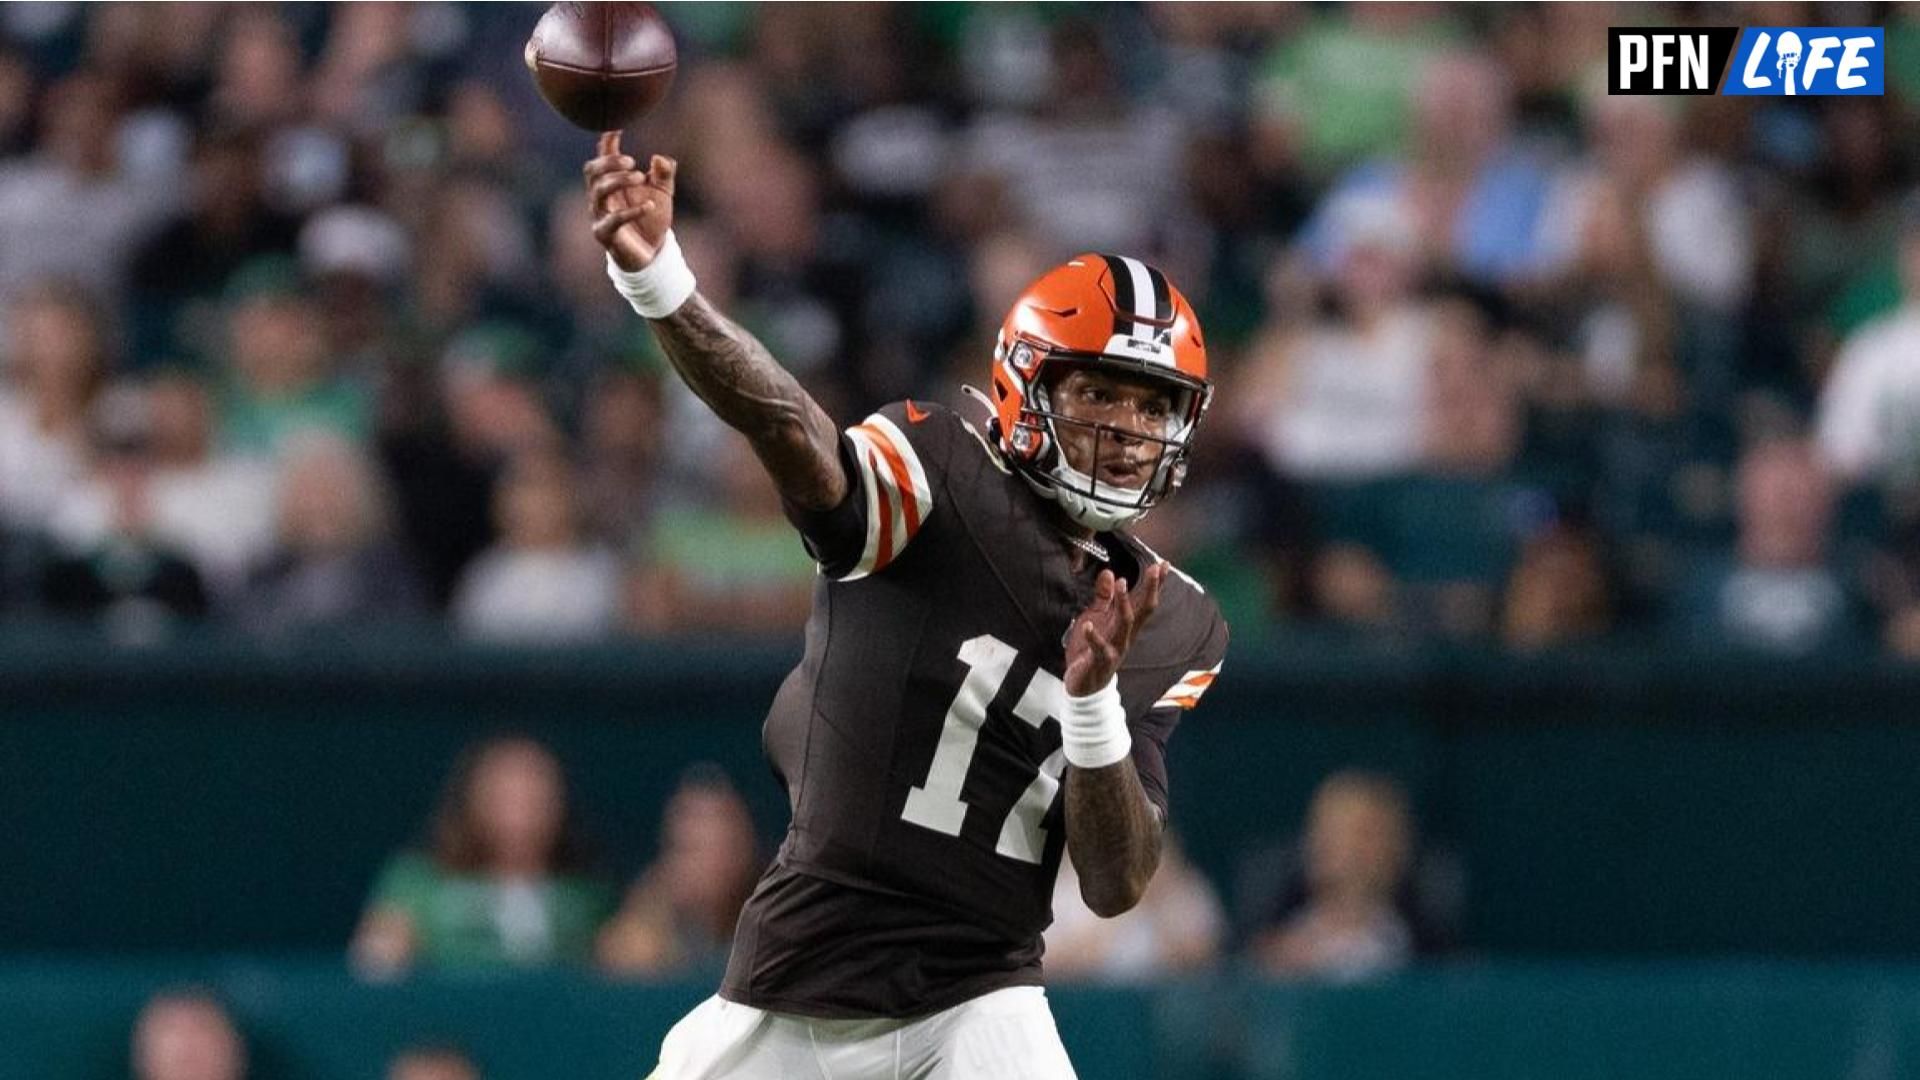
[1062,676,1131,769]
[606,231,697,319]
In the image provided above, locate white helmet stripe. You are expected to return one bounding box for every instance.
[1116,255,1157,338]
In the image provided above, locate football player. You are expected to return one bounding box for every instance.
[587,133,1227,1080]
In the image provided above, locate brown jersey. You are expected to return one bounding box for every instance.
[719,400,1228,1019]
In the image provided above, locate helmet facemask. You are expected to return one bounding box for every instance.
[996,340,1210,532]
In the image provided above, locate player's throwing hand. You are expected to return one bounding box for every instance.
[1065,562,1167,697]
[584,130,675,272]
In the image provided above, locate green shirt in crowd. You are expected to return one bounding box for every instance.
[368,852,617,970]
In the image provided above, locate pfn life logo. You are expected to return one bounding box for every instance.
[1723,28,1883,95]
[1609,26,1884,95]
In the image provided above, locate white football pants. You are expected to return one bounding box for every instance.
[645,986,1079,1080]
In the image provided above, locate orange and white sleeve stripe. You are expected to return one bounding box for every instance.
[1153,661,1222,711]
[840,413,934,580]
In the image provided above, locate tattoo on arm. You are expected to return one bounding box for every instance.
[1065,759,1163,918]
[648,292,847,511]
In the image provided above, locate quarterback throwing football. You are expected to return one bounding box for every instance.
[587,133,1227,1080]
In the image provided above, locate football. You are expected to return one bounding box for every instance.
[524,2,677,132]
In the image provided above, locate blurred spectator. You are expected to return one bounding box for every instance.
[351,736,616,976]
[599,766,761,978]
[625,437,815,636]
[128,128,301,363]
[49,371,278,603]
[1252,4,1459,179]
[41,387,210,635]
[446,80,538,192]
[1502,521,1614,650]
[933,227,1053,405]
[1533,90,1751,443]
[1768,100,1910,360]
[1539,92,1755,316]
[1245,772,1459,982]
[237,433,424,636]
[453,450,620,644]
[1301,50,1553,285]
[1045,831,1224,982]
[1530,138,1683,420]
[382,323,559,608]
[1376,299,1534,637]
[388,1045,481,1080]
[1815,197,1920,487]
[217,257,370,456]
[310,4,434,136]
[1236,198,1433,482]
[131,990,246,1080]
[298,204,412,370]
[1486,4,1609,132]
[1425,301,1523,477]
[79,4,220,117]
[410,176,541,342]
[962,18,1182,255]
[1670,438,1862,655]
[577,368,665,548]
[0,48,31,156]
[208,9,306,132]
[544,188,643,366]
[0,71,173,308]
[0,282,106,530]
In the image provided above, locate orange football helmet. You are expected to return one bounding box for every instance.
[980,253,1211,531]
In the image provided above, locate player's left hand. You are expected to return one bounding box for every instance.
[1065,562,1166,697]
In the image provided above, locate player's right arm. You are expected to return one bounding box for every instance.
[585,132,846,513]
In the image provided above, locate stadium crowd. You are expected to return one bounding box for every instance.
[120,734,1458,1078]
[2,3,1919,655]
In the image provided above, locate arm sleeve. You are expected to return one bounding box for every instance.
[782,401,948,581]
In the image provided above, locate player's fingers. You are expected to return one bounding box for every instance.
[591,205,649,245]
[590,174,650,213]
[1135,563,1167,623]
[649,154,678,194]
[582,153,637,183]
[598,130,621,159]
[1087,569,1115,614]
[590,171,647,203]
[1069,613,1096,656]
[1087,621,1120,669]
[1112,575,1134,635]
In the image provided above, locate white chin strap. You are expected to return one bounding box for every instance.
[1035,459,1150,532]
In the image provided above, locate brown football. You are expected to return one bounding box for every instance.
[524,2,677,132]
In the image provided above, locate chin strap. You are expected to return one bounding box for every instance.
[960,383,997,425]
[974,380,1153,531]
[1045,458,1151,531]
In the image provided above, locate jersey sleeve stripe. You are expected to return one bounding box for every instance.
[861,414,933,521]
[855,422,923,534]
[870,449,898,571]
[1153,662,1223,710]
[840,432,883,580]
[839,414,936,580]
[839,428,887,580]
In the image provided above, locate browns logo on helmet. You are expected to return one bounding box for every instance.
[973,253,1212,531]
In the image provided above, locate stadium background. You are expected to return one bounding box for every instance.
[3,2,1920,1077]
